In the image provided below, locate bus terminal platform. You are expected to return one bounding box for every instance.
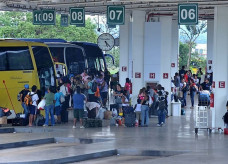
[0,98,228,164]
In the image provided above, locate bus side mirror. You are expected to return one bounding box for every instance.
[104,54,115,65]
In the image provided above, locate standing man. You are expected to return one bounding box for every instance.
[19,84,30,118]
[73,86,86,129]
[60,78,70,123]
[179,66,186,81]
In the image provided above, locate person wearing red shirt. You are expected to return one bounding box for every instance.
[190,79,198,109]
[124,78,130,99]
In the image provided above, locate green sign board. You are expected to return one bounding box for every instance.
[107,5,125,25]
[178,4,198,25]
[70,8,85,25]
[42,9,56,25]
[33,10,42,25]
[61,14,68,27]
[33,10,55,25]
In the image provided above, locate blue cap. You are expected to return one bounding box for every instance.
[24,84,29,89]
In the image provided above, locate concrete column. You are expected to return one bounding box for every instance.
[207,20,214,69]
[119,13,131,87]
[131,10,145,103]
[213,6,228,128]
[171,20,179,79]
[160,16,173,115]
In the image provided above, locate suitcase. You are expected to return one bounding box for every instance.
[61,109,68,123]
[125,113,135,127]
[123,106,134,115]
[83,118,102,128]
[88,108,96,119]
[198,93,210,106]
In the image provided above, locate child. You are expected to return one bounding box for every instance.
[134,99,142,127]
[54,86,64,124]
[73,86,86,129]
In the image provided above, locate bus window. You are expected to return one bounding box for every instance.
[96,58,100,71]
[32,46,55,96]
[49,47,64,63]
[99,57,105,71]
[87,57,96,69]
[65,47,85,75]
[0,47,33,71]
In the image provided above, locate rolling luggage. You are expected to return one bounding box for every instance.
[125,113,135,127]
[83,118,102,128]
[123,106,134,115]
[198,93,210,106]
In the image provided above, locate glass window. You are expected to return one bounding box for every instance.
[96,58,100,71]
[0,47,33,71]
[99,58,105,71]
[65,47,85,75]
[32,46,55,96]
[49,47,64,63]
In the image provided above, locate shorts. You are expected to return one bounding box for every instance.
[55,106,62,116]
[74,109,84,119]
[29,105,36,115]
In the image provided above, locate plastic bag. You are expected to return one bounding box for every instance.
[38,99,45,110]
[96,107,106,120]
[112,108,118,118]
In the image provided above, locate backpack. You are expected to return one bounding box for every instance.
[24,93,34,106]
[35,114,45,126]
[158,97,166,110]
[182,84,189,92]
[91,81,98,92]
[223,112,228,124]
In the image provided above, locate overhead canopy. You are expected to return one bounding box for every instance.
[0,0,225,19]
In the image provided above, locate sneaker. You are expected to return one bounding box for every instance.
[43,124,47,127]
[161,122,164,125]
[157,124,161,127]
[72,125,76,129]
[80,126,85,129]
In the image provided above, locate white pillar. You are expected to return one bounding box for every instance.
[213,6,228,128]
[131,10,145,104]
[160,16,173,115]
[119,13,130,87]
[171,20,179,79]
[207,20,214,69]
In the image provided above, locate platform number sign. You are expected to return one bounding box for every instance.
[33,10,55,25]
[33,10,42,25]
[61,14,68,27]
[107,5,125,25]
[42,9,55,25]
[178,4,198,25]
[70,8,85,25]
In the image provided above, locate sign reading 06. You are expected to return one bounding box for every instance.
[178,4,198,25]
[70,7,85,25]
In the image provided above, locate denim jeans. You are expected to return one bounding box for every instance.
[141,105,149,126]
[190,91,196,107]
[158,109,166,124]
[21,102,29,118]
[45,104,55,126]
[183,91,187,106]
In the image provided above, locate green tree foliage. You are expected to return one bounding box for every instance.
[180,21,207,69]
[106,47,119,74]
[179,42,189,69]
[0,11,98,42]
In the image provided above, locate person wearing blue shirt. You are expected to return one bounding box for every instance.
[55,86,64,124]
[73,86,86,129]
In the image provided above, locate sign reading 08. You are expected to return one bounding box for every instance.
[178,4,198,25]
[70,7,85,25]
[107,5,125,25]
[33,9,56,25]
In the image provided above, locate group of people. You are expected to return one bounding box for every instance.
[19,69,111,128]
[173,66,212,109]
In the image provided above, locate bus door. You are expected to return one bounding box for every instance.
[32,46,56,96]
[54,62,67,85]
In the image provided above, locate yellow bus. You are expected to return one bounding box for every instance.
[0,40,62,115]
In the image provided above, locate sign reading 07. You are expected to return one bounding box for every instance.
[178,4,198,25]
[107,5,125,25]
[70,7,85,25]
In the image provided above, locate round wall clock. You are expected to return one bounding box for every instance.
[97,33,115,51]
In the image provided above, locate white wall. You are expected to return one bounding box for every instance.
[213,6,228,128]
[207,20,214,70]
[171,20,179,78]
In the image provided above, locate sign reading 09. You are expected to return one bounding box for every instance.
[107,5,125,25]
[178,4,198,25]
[33,9,56,25]
[70,7,85,25]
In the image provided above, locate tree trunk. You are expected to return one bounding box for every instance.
[187,45,192,70]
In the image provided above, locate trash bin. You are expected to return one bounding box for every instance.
[171,100,181,116]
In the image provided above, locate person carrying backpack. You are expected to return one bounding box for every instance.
[28,85,39,127]
[19,84,30,118]
[86,76,97,102]
[157,91,167,127]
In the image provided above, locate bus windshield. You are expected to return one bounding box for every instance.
[0,47,34,71]
[32,46,55,96]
